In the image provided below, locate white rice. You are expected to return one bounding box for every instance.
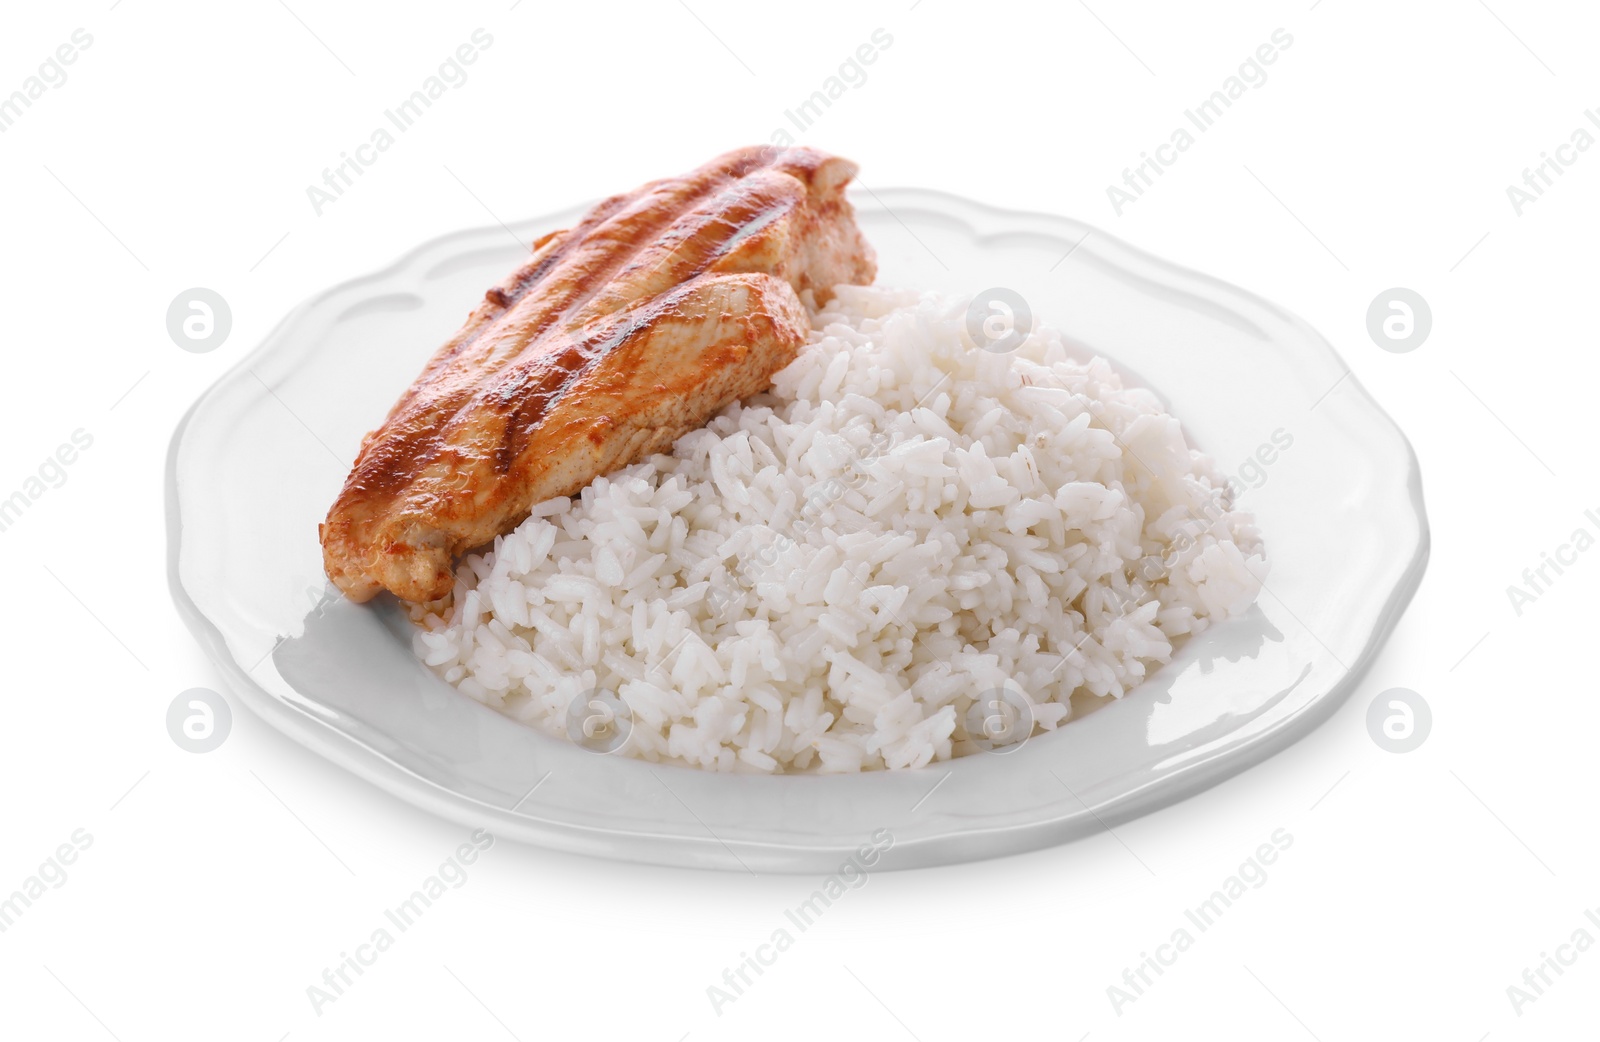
[412,286,1267,772]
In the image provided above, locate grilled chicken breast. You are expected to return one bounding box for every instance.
[321,146,877,603]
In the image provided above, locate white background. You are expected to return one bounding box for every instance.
[1,0,1595,1038]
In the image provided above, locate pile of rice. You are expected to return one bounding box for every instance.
[413,286,1267,773]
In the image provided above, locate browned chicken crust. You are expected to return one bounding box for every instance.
[321,146,877,602]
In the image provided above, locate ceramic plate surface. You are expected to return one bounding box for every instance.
[167,188,1427,872]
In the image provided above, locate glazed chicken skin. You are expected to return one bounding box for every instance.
[321,146,877,603]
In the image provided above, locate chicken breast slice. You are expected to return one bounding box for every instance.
[321,146,876,602]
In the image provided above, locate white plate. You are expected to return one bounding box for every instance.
[166,188,1427,872]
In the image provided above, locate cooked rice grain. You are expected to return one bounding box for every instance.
[413,286,1267,772]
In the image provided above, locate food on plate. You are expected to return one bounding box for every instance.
[321,146,876,603]
[317,144,1267,771]
[414,285,1269,772]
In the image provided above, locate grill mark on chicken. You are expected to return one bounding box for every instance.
[395,186,716,416]
[322,146,876,602]
[494,327,628,473]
